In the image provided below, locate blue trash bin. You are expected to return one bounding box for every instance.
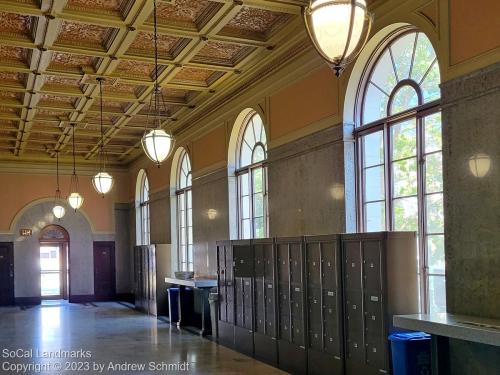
[389,332,431,375]
[167,288,179,324]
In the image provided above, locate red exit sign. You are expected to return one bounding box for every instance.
[20,228,32,237]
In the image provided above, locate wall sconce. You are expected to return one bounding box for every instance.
[330,183,345,200]
[469,153,491,178]
[207,209,218,220]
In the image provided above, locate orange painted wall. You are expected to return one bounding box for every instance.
[0,172,128,233]
[192,125,227,171]
[126,156,172,201]
[450,0,500,64]
[269,65,339,141]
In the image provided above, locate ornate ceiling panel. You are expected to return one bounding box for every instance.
[0,0,303,166]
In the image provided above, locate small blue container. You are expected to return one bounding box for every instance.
[389,332,431,375]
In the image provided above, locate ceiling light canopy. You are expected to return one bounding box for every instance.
[141,0,175,167]
[92,77,114,195]
[304,0,373,76]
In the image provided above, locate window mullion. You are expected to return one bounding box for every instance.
[385,122,393,231]
[249,166,255,238]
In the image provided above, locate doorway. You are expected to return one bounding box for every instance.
[0,242,14,306]
[93,242,116,301]
[39,225,70,300]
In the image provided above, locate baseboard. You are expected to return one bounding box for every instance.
[69,295,95,303]
[15,297,41,306]
[116,293,134,303]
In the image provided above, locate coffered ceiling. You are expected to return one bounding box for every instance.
[0,0,309,168]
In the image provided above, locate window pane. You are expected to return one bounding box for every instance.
[363,82,389,124]
[252,144,266,163]
[187,244,193,263]
[428,235,445,274]
[243,120,256,147]
[187,190,192,209]
[425,153,443,193]
[187,208,192,227]
[241,219,251,239]
[252,168,263,193]
[254,217,264,239]
[253,192,264,217]
[241,195,250,219]
[393,158,418,197]
[240,143,252,167]
[178,193,185,210]
[180,245,186,264]
[187,226,193,245]
[391,33,416,81]
[363,131,384,167]
[365,201,385,232]
[426,193,444,234]
[421,61,441,102]
[391,119,416,160]
[239,173,249,196]
[411,33,436,84]
[390,85,419,114]
[425,113,442,153]
[370,49,397,94]
[393,196,418,231]
[364,165,385,202]
[429,276,446,314]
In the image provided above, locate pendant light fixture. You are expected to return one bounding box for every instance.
[304,0,373,76]
[141,0,175,167]
[52,151,66,220]
[92,77,114,195]
[67,124,84,210]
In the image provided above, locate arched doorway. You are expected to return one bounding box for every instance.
[39,225,70,300]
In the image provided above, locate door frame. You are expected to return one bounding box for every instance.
[0,242,15,306]
[39,225,70,300]
[93,241,116,301]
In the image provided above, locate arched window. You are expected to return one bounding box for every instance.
[356,30,444,313]
[176,150,193,271]
[236,112,268,239]
[136,170,150,245]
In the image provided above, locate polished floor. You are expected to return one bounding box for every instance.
[0,301,285,374]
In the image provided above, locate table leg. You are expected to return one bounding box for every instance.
[177,285,184,328]
[431,335,450,375]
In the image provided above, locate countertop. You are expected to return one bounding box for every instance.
[164,277,217,288]
[394,313,500,347]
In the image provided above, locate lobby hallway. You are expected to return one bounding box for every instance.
[0,302,286,374]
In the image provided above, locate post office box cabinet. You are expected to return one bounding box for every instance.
[308,288,322,320]
[308,318,323,350]
[364,292,384,336]
[290,244,303,285]
[345,290,363,334]
[324,318,341,356]
[277,245,289,283]
[344,241,362,290]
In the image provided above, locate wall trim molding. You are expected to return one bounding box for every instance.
[68,295,95,304]
[15,297,41,306]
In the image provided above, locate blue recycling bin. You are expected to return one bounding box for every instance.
[167,288,179,324]
[389,332,431,375]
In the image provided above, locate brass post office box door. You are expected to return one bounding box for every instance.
[306,243,321,286]
[344,241,362,290]
[243,278,253,330]
[265,283,276,337]
[255,279,265,333]
[364,292,384,336]
[362,240,383,291]
[345,290,363,335]
[280,311,291,341]
[365,335,387,371]
[290,243,303,285]
[254,245,264,277]
[292,316,305,347]
[263,243,275,281]
[322,242,338,290]
[277,245,289,283]
[346,331,365,362]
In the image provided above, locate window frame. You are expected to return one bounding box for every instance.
[139,172,150,246]
[354,28,444,313]
[175,150,193,272]
[235,112,269,239]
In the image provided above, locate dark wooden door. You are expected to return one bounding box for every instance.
[0,243,14,306]
[93,242,116,301]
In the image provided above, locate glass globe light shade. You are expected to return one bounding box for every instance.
[68,192,84,210]
[304,0,372,75]
[92,171,114,195]
[52,205,66,219]
[469,153,491,178]
[141,129,174,165]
